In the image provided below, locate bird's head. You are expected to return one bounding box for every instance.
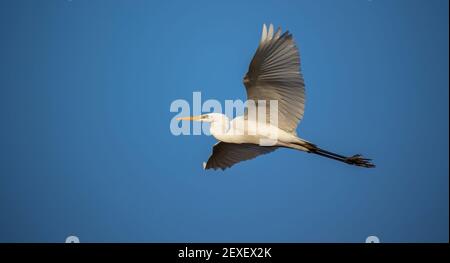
[176,113,226,123]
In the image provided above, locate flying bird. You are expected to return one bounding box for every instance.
[178,24,375,170]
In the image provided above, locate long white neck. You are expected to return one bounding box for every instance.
[210,116,230,141]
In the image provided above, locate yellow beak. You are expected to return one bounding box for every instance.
[176,115,203,121]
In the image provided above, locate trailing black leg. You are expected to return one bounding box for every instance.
[298,141,375,168]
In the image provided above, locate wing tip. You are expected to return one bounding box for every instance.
[275,26,282,39]
[268,24,274,40]
[261,23,267,43]
[261,23,291,43]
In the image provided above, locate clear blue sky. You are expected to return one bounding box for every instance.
[0,0,448,242]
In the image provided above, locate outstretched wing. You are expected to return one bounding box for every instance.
[204,142,278,170]
[243,24,305,134]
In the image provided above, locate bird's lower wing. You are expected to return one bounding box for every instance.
[204,142,278,170]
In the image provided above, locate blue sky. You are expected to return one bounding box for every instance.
[0,0,448,242]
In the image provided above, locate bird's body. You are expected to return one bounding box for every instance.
[208,114,300,146]
[177,24,375,170]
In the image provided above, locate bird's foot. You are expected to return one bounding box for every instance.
[345,154,375,168]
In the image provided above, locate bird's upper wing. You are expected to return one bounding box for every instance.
[204,142,278,170]
[243,24,305,134]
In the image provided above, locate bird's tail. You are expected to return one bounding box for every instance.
[288,140,375,168]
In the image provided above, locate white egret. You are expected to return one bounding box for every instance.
[178,24,375,170]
